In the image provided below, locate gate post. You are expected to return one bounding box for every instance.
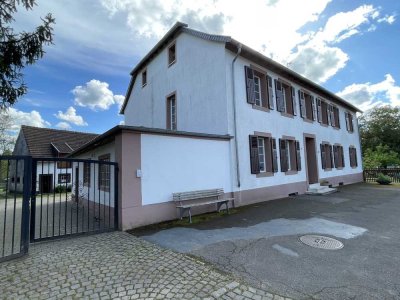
[20,156,32,254]
[30,159,37,242]
[114,165,119,230]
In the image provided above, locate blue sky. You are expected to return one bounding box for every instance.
[8,0,400,135]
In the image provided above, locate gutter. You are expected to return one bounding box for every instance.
[231,44,242,188]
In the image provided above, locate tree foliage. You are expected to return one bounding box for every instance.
[359,105,400,155]
[0,0,55,108]
[363,144,400,169]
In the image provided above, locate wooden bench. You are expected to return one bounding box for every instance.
[173,188,234,223]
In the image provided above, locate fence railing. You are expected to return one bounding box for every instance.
[363,168,400,183]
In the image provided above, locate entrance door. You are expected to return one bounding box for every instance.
[305,137,318,184]
[39,174,53,193]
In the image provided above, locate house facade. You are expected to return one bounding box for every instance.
[72,22,362,229]
[11,126,98,193]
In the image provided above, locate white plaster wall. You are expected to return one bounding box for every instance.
[225,51,363,191]
[141,134,232,205]
[124,33,228,135]
[71,142,116,207]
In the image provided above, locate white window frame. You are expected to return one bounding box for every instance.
[169,95,177,130]
[254,75,262,107]
[285,140,293,171]
[257,137,266,172]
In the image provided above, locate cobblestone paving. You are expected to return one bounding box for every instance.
[0,232,290,299]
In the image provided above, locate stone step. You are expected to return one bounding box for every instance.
[306,183,337,195]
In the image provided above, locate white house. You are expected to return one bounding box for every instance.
[71,22,363,230]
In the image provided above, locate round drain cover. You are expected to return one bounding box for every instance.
[300,235,344,250]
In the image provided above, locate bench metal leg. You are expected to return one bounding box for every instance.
[179,207,192,223]
[217,200,229,214]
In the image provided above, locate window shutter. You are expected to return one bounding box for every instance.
[295,140,301,171]
[353,147,357,167]
[249,135,260,174]
[267,75,274,110]
[317,98,322,123]
[279,139,288,172]
[340,146,345,167]
[291,86,297,116]
[329,145,334,169]
[349,114,354,132]
[245,66,256,104]
[311,96,316,120]
[335,107,340,128]
[330,106,336,127]
[333,145,338,168]
[271,138,278,173]
[275,80,284,112]
[320,144,326,169]
[299,90,306,118]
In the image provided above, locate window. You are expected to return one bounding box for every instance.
[57,161,72,169]
[98,154,110,192]
[345,112,354,132]
[249,135,278,174]
[333,145,345,168]
[83,162,91,187]
[58,173,71,184]
[166,94,177,130]
[320,143,333,170]
[279,139,301,172]
[299,90,315,121]
[275,80,296,116]
[329,105,340,128]
[349,146,358,167]
[244,66,274,109]
[142,70,147,87]
[168,43,176,65]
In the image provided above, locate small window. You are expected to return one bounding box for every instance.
[142,70,147,87]
[345,112,354,132]
[58,173,71,184]
[254,75,262,107]
[257,137,266,172]
[280,139,300,172]
[249,135,278,174]
[83,162,91,187]
[333,145,345,168]
[168,43,176,65]
[98,154,110,192]
[349,146,358,167]
[320,143,333,170]
[275,80,296,116]
[167,94,177,130]
[299,90,315,121]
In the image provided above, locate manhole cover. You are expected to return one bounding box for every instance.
[299,235,344,250]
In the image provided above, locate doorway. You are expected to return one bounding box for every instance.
[39,174,53,193]
[305,137,318,184]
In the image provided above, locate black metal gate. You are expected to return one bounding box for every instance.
[30,157,118,242]
[0,156,118,262]
[0,156,31,262]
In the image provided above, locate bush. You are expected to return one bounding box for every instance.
[55,185,72,193]
[376,173,392,185]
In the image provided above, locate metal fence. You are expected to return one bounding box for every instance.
[0,155,118,262]
[363,168,400,183]
[0,156,30,262]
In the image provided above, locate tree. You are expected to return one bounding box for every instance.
[363,144,400,169]
[1,0,55,108]
[359,106,400,154]
[0,110,16,153]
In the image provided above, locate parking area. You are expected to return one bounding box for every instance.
[141,183,400,299]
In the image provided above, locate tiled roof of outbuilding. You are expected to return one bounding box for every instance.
[19,126,98,158]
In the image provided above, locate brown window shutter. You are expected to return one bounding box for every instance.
[320,143,326,169]
[267,75,274,110]
[299,90,306,118]
[349,114,354,132]
[249,135,260,174]
[291,86,297,116]
[311,96,316,120]
[353,147,357,167]
[275,80,284,112]
[271,138,278,173]
[327,105,331,126]
[340,146,345,167]
[245,66,256,104]
[329,145,334,169]
[317,98,322,123]
[279,139,288,172]
[349,147,353,167]
[295,140,301,171]
[345,112,349,131]
[335,107,340,128]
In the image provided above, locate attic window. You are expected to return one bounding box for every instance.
[142,70,147,87]
[168,43,176,66]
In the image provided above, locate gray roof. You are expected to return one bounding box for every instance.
[17,126,98,158]
[120,22,361,114]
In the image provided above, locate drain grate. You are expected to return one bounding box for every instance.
[300,235,344,250]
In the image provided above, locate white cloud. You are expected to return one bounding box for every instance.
[337,74,400,111]
[5,108,51,132]
[56,122,72,130]
[55,107,88,126]
[72,79,124,111]
[378,14,396,24]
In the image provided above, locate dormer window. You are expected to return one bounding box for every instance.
[168,43,176,66]
[142,70,147,87]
